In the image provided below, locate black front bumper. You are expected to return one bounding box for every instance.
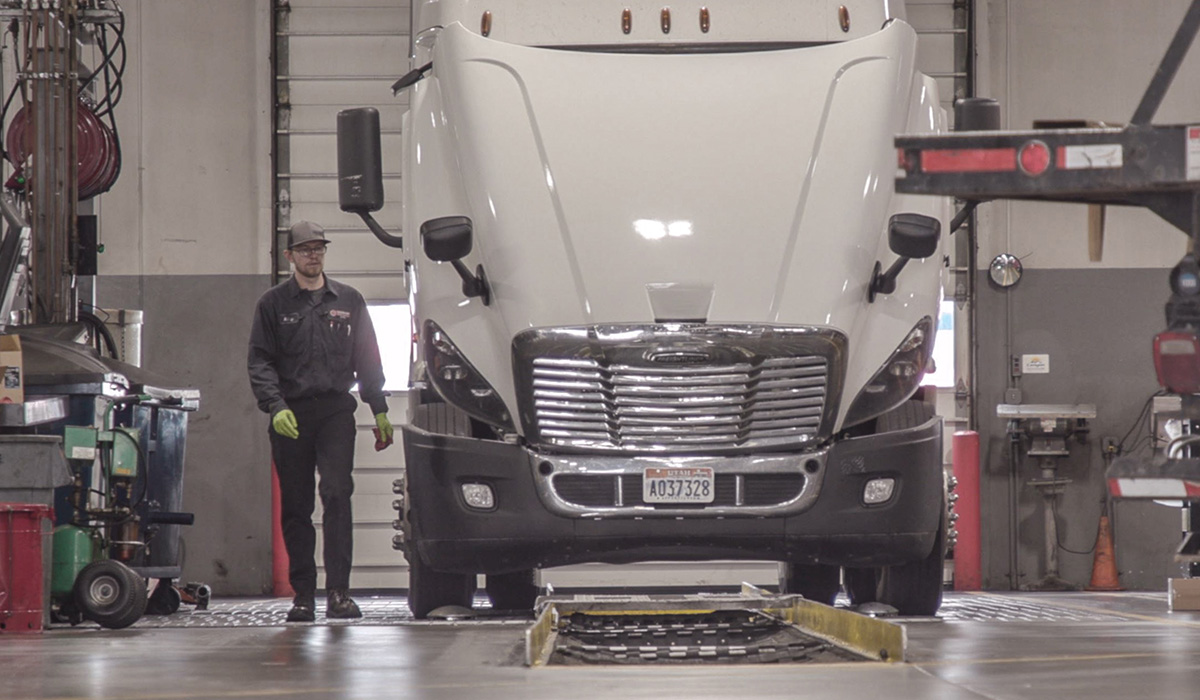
[400,417,943,575]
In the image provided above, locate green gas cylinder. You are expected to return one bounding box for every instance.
[52,525,99,597]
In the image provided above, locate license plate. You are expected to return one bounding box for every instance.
[643,467,715,504]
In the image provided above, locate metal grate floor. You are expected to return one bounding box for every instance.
[935,594,1131,623]
[49,591,1138,630]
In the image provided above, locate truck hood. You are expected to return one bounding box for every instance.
[433,21,929,332]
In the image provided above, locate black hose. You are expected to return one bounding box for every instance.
[78,308,119,359]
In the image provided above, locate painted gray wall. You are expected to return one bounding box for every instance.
[87,1,274,594]
[975,269,1179,589]
[98,275,275,594]
[970,0,1200,589]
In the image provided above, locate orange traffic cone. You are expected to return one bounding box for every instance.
[1086,514,1124,591]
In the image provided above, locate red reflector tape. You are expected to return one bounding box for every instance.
[920,148,1017,174]
[1018,140,1051,176]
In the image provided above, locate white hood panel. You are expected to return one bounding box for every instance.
[433,22,926,330]
[410,21,947,432]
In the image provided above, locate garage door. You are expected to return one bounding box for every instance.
[274,0,412,590]
[273,0,966,592]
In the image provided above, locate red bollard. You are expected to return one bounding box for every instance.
[271,464,294,598]
[952,431,982,590]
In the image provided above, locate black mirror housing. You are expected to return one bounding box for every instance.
[337,107,384,214]
[888,213,941,259]
[421,216,473,262]
[954,97,1001,132]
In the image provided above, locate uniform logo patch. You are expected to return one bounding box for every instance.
[328,309,351,320]
[281,313,301,325]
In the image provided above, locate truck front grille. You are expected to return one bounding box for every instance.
[513,325,846,453]
[553,473,806,508]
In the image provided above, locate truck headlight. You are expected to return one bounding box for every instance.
[842,316,935,428]
[424,320,515,432]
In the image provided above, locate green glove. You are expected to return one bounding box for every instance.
[374,412,394,449]
[272,409,299,439]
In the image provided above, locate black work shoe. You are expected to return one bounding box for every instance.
[326,589,362,619]
[286,602,315,622]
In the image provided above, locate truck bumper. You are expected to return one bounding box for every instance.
[400,417,943,574]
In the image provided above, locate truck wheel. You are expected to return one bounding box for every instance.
[876,398,935,433]
[877,504,947,616]
[486,569,540,612]
[407,553,475,620]
[74,560,148,629]
[843,567,879,606]
[779,563,840,605]
[406,397,477,619]
[872,398,946,616]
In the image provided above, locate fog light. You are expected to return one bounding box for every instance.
[863,478,896,505]
[461,482,495,510]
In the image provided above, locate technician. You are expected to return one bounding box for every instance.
[248,220,393,622]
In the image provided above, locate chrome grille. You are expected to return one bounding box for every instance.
[516,325,844,452]
[552,473,806,508]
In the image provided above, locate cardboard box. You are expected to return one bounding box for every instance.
[0,334,24,404]
[1170,577,1200,611]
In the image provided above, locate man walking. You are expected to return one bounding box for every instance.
[248,220,393,622]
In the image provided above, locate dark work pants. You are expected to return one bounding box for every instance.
[270,393,358,601]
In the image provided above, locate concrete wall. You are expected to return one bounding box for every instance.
[93,1,275,594]
[973,0,1200,589]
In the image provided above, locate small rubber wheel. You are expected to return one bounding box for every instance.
[74,560,148,629]
[146,579,182,616]
[486,569,540,612]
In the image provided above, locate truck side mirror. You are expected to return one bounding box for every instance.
[420,217,473,261]
[870,213,942,302]
[888,213,941,259]
[421,216,492,306]
[336,107,403,248]
[954,97,1001,132]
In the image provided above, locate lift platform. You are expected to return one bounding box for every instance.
[523,584,906,666]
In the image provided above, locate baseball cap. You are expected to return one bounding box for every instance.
[288,221,329,249]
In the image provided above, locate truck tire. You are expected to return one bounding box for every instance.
[407,553,476,620]
[410,401,471,436]
[871,398,945,615]
[875,398,935,433]
[74,559,148,629]
[779,563,840,606]
[486,569,540,612]
[877,503,947,616]
[843,567,878,606]
[406,398,479,619]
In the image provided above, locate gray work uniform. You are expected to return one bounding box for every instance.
[247,275,388,599]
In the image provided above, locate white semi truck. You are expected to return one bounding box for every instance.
[337,0,952,619]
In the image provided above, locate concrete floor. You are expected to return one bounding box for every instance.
[5,592,1200,699]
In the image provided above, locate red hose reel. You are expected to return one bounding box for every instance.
[4,99,120,200]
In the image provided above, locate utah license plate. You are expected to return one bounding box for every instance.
[643,467,715,504]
